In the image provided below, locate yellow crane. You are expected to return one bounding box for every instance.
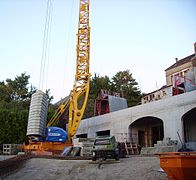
[48,0,90,142]
[24,0,90,154]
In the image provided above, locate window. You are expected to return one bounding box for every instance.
[96,130,110,136]
[76,134,87,138]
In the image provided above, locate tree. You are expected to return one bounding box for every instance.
[0,109,28,144]
[0,73,53,109]
[6,73,31,101]
[111,70,141,107]
[90,73,111,97]
[0,73,54,145]
[45,89,54,104]
[83,73,112,118]
[0,81,11,109]
[84,71,142,118]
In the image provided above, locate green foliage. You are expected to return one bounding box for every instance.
[0,73,54,145]
[0,70,141,144]
[45,89,54,104]
[6,73,30,101]
[0,73,37,109]
[84,70,142,118]
[0,110,28,144]
[84,73,112,118]
[111,70,141,107]
[90,73,111,97]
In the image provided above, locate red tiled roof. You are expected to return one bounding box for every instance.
[165,54,195,71]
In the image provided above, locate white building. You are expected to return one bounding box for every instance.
[76,42,196,152]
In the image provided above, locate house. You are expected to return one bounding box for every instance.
[141,42,196,104]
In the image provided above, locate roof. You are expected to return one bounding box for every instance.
[165,54,195,71]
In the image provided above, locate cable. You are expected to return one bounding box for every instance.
[39,0,53,91]
[61,0,75,98]
[45,0,54,90]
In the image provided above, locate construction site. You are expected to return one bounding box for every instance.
[0,0,196,180]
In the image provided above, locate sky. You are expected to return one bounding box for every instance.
[0,0,196,103]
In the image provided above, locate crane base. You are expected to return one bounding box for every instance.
[23,142,73,155]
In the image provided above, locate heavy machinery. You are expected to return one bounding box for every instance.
[24,0,90,154]
[92,136,120,161]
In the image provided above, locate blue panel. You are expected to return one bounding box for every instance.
[46,126,68,142]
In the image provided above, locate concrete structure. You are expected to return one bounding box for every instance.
[94,89,127,116]
[141,85,173,104]
[76,43,196,152]
[108,95,128,112]
[76,90,196,151]
[3,144,21,155]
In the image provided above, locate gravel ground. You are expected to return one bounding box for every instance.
[4,156,167,180]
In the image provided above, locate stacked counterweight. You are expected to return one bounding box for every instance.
[26,90,48,136]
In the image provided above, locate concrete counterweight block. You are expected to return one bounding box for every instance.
[26,90,48,136]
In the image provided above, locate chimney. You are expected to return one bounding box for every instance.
[194,42,196,55]
[175,58,178,62]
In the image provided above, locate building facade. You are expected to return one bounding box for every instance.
[77,90,196,150]
[141,42,196,104]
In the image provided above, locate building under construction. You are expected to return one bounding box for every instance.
[77,43,196,154]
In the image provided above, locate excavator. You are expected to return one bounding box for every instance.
[24,0,90,154]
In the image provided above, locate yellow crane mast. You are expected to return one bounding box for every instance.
[68,0,90,141]
[48,0,90,142]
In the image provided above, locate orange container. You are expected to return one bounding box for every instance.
[157,152,196,180]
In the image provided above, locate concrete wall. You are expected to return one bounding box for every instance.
[77,90,196,147]
[108,95,128,112]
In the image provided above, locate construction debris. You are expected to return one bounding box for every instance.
[73,138,95,157]
[3,144,22,155]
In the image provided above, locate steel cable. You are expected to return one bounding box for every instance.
[39,0,53,91]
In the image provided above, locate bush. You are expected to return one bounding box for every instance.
[0,110,28,144]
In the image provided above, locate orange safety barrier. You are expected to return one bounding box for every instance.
[157,152,196,180]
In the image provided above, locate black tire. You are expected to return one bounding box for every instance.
[115,154,119,160]
[115,149,120,160]
[92,157,97,161]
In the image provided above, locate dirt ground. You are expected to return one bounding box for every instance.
[4,156,167,180]
[0,155,16,161]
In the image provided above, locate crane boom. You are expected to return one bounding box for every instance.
[47,0,90,141]
[68,0,90,140]
[47,95,70,127]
